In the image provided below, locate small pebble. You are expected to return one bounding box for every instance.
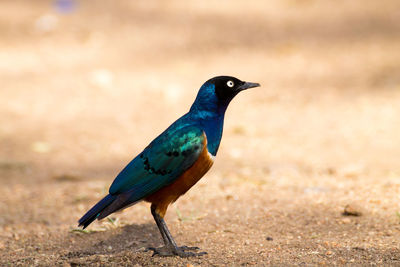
[342,204,362,216]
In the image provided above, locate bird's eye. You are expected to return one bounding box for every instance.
[227,81,234,87]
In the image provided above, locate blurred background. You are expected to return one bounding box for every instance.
[1,0,400,265]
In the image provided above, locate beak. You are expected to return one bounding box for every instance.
[238,81,260,91]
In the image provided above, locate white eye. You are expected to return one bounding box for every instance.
[227,80,234,87]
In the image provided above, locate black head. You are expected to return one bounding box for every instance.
[207,76,260,103]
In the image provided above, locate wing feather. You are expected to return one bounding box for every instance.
[108,125,205,202]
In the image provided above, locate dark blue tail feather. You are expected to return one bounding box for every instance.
[78,194,116,229]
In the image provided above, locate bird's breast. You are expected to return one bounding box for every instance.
[145,134,214,216]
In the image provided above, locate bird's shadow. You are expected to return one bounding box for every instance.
[66,223,161,258]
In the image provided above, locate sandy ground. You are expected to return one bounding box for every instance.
[1,0,400,265]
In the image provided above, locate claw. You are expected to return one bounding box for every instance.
[175,247,207,258]
[179,246,200,251]
[147,246,207,257]
[146,246,174,257]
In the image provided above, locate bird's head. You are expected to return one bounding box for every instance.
[208,76,260,103]
[190,76,260,115]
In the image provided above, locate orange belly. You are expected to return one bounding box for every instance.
[145,134,214,217]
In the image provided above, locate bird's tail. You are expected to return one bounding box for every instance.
[78,194,116,229]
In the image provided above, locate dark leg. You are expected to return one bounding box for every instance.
[147,204,207,257]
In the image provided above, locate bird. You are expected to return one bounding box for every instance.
[78,76,260,257]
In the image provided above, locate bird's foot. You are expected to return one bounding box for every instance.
[147,245,207,257]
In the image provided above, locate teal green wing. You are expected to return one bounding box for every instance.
[79,125,206,225]
[108,125,205,202]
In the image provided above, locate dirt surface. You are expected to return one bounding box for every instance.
[1,0,400,266]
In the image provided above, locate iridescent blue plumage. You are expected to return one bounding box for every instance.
[188,82,226,155]
[78,76,259,257]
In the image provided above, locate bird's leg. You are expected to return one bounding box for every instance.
[147,204,207,257]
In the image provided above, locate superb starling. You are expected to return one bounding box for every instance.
[78,76,260,257]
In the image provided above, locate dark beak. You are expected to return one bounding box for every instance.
[238,81,260,91]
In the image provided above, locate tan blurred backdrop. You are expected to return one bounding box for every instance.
[1,0,400,265]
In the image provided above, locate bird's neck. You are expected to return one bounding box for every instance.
[189,82,230,118]
[187,83,232,155]
[187,106,226,156]
[189,104,227,120]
